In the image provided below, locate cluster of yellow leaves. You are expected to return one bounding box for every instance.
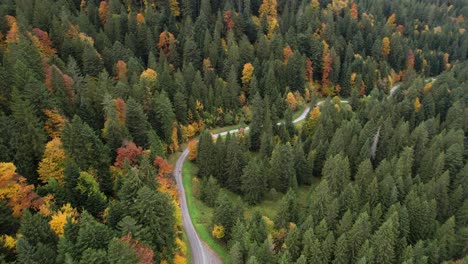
[38,138,66,184]
[5,16,19,44]
[332,0,349,13]
[443,53,451,70]
[38,194,54,217]
[212,225,225,239]
[239,92,247,106]
[414,97,421,113]
[195,100,204,112]
[174,254,186,264]
[49,204,78,237]
[285,92,298,111]
[140,68,157,82]
[203,58,214,73]
[0,163,19,200]
[382,37,391,57]
[424,83,433,94]
[259,0,278,38]
[311,0,320,9]
[304,106,321,137]
[241,63,254,85]
[67,25,94,45]
[169,0,181,17]
[188,140,198,161]
[1,235,16,251]
[387,13,397,28]
[43,109,65,138]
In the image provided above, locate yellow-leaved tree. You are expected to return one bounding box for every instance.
[382,37,391,57]
[49,203,78,237]
[212,225,225,239]
[241,63,254,85]
[37,138,66,184]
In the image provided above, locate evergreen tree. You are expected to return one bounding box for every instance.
[10,89,46,183]
[275,189,299,228]
[197,129,215,178]
[249,93,263,151]
[125,97,150,148]
[270,143,297,193]
[241,157,268,204]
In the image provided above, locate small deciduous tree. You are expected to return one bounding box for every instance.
[37,138,66,184]
[212,225,225,239]
[188,140,198,161]
[114,142,144,168]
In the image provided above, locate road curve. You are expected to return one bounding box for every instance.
[174,99,351,264]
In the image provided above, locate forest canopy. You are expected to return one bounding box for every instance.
[0,0,467,263]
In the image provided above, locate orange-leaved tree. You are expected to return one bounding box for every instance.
[0,163,44,217]
[188,140,198,161]
[158,31,176,56]
[114,142,144,168]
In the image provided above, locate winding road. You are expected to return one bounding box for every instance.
[173,99,346,263]
[174,82,416,263]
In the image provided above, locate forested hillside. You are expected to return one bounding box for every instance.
[0,0,466,263]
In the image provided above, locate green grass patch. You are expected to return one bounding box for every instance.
[182,161,229,262]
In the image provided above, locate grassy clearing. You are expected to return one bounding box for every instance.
[182,161,229,262]
[183,160,321,258]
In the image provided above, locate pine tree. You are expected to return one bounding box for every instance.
[197,130,215,178]
[249,93,264,151]
[212,193,242,239]
[322,154,351,193]
[224,137,245,193]
[16,210,58,263]
[62,116,112,194]
[275,189,299,228]
[10,89,46,184]
[241,157,268,204]
[150,91,175,143]
[125,98,150,148]
[270,143,297,192]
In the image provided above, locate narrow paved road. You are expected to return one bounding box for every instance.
[175,81,429,263]
[174,99,349,264]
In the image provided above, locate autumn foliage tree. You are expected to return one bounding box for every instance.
[322,41,332,92]
[43,109,66,138]
[241,63,254,86]
[121,235,155,264]
[350,2,358,20]
[158,31,176,56]
[48,203,78,237]
[153,156,173,177]
[114,142,144,168]
[382,37,391,57]
[0,163,44,217]
[188,140,198,161]
[99,1,109,25]
[37,138,66,184]
[116,60,128,82]
[286,92,298,111]
[224,10,235,31]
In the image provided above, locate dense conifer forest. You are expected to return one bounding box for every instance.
[0,0,466,263]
